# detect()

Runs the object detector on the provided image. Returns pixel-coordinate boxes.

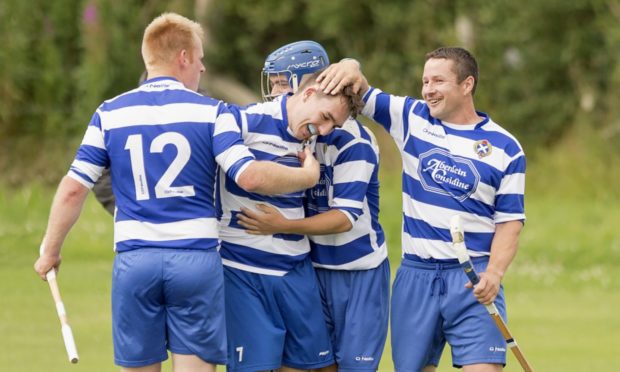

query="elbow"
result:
[340,220,353,232]
[236,171,264,194]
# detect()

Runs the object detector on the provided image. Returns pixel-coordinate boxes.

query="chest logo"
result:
[418,148,480,202]
[473,139,492,158]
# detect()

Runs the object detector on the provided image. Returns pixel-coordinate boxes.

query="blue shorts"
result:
[315,259,390,371]
[391,256,507,371]
[112,248,226,367]
[224,258,333,371]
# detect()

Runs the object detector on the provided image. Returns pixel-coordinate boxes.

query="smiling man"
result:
[318,47,526,372]
[218,70,363,372]
[34,13,321,372]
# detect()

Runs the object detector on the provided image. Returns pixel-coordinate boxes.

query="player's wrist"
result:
[485,266,504,281]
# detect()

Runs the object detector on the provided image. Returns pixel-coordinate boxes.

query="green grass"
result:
[2,152,619,371]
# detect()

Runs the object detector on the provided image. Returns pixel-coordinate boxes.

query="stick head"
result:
[450,215,470,263]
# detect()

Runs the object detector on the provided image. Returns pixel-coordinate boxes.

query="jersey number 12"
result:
[124,132,195,200]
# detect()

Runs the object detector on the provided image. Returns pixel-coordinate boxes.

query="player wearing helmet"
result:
[238,40,390,372]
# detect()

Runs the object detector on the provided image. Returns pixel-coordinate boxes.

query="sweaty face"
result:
[421,58,469,122]
[290,88,350,140]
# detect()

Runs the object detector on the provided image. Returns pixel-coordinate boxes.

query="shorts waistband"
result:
[401,254,489,270]
[117,247,217,254]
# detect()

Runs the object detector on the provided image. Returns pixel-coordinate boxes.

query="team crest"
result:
[473,140,492,158]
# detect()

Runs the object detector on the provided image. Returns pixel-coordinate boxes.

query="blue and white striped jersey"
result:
[308,119,387,270]
[218,95,310,276]
[68,77,255,252]
[363,87,526,260]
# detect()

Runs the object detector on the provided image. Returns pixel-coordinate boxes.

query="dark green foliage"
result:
[1,0,619,179]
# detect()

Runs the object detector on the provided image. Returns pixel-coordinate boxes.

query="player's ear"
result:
[302,86,317,102]
[462,76,475,96]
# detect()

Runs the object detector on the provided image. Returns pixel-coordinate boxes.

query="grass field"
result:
[1,162,619,371]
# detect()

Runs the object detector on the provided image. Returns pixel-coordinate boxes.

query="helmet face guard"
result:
[261,70,294,101]
[261,40,329,101]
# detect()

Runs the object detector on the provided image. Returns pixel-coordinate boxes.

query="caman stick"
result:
[40,243,79,364]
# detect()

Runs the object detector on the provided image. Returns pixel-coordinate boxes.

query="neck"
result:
[443,101,481,125]
[146,66,179,81]
[285,94,298,125]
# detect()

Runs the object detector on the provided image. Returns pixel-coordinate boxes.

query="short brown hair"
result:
[425,47,479,95]
[297,69,364,119]
[141,12,205,69]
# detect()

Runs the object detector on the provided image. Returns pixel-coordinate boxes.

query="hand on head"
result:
[317,59,368,95]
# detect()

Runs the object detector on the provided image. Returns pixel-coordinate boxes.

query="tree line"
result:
[2,0,619,167]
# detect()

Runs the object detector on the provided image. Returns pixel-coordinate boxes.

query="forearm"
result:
[238,161,318,195]
[284,209,353,235]
[42,176,90,257]
[486,220,524,279]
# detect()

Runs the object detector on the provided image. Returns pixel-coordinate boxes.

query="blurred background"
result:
[1,0,619,370]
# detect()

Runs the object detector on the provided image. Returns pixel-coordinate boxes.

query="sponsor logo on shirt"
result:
[261,141,289,151]
[423,127,446,139]
[418,148,479,201]
[489,346,506,352]
[307,164,331,213]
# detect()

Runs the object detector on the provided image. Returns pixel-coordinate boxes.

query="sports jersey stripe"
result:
[213,117,242,139]
[403,216,494,254]
[215,144,255,181]
[506,155,526,174]
[243,102,284,119]
[70,159,105,183]
[402,172,495,218]
[403,216,494,252]
[82,125,106,149]
[495,194,525,214]
[495,210,525,223]
[498,172,525,194]
[244,115,297,141]
[74,145,107,167]
[68,169,95,188]
[314,243,388,270]
[333,142,377,165]
[402,193,494,232]
[219,224,308,256]
[311,235,374,265]
[331,185,365,210]
[219,241,308,271]
[113,197,218,220]
[115,217,219,243]
[98,102,219,130]
[333,160,375,183]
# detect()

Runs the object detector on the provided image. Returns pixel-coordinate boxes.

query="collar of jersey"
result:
[140,76,184,88]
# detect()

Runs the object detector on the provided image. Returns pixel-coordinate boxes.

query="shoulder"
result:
[480,118,524,156]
